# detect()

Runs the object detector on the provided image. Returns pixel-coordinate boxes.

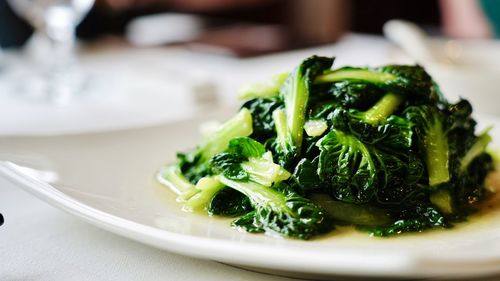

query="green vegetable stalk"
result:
[159,55,494,239]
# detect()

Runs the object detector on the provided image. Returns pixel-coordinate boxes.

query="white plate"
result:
[2,111,500,280]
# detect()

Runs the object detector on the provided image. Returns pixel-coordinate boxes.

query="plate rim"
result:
[3,161,500,279]
[0,161,418,277]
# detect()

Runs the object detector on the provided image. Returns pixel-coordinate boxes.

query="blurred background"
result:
[0,0,499,135]
[2,0,499,50]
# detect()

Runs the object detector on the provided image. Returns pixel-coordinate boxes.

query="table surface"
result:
[1,33,498,281]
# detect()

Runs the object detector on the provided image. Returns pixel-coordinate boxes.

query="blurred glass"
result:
[5,0,94,104]
[0,45,3,71]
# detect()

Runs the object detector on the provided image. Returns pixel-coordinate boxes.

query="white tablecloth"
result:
[3,34,497,281]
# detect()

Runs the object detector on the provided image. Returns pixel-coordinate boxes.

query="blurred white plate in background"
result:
[0,48,217,136]
[427,40,500,115]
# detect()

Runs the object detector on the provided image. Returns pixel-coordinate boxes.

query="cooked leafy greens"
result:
[159,55,496,239]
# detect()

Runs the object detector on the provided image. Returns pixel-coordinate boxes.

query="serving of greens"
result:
[158,56,496,240]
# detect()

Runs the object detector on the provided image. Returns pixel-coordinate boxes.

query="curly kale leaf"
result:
[242,97,284,143]
[316,128,378,203]
[272,56,334,168]
[208,187,253,217]
[363,205,448,236]
[228,181,332,239]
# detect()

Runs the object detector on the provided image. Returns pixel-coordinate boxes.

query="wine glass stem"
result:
[43,7,80,104]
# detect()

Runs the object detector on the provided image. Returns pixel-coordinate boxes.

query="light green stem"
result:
[199,108,253,162]
[283,68,308,150]
[426,120,450,186]
[315,69,396,84]
[363,93,404,125]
